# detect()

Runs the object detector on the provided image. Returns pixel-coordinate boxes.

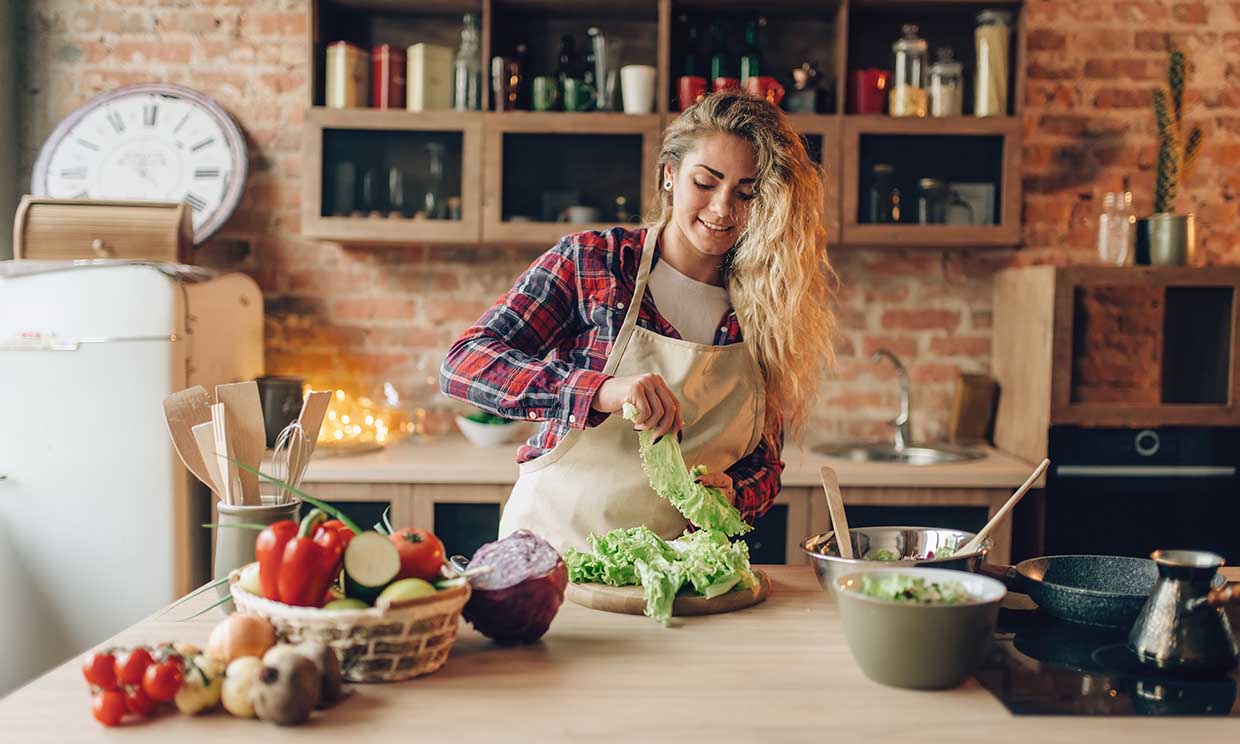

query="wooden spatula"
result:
[190,421,223,499]
[210,403,238,506]
[820,466,855,560]
[216,381,264,506]
[162,386,216,493]
[298,390,333,452]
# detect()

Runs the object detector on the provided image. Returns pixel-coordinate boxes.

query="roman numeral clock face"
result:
[32,83,248,244]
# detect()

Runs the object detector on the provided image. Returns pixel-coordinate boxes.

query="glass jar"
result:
[916,178,975,224]
[929,47,963,117]
[867,164,898,223]
[974,9,1013,117]
[890,24,928,117]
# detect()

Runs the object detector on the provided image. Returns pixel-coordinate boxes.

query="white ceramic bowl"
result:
[455,415,524,447]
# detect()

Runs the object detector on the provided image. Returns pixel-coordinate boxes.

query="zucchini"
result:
[343,532,401,604]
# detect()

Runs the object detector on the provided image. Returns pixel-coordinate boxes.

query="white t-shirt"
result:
[647,258,731,345]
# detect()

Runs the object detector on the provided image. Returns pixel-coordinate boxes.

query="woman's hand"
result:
[592,374,683,440]
[694,471,735,505]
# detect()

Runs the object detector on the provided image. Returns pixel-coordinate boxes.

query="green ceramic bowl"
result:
[835,567,1007,690]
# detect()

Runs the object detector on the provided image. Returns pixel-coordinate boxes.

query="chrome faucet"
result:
[872,349,911,450]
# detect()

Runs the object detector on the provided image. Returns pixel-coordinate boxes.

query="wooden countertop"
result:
[3,566,1235,742]
[297,436,1041,489]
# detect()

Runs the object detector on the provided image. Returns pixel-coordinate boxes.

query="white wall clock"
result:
[31,82,248,245]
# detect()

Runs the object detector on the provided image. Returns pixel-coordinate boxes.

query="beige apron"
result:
[498,226,767,553]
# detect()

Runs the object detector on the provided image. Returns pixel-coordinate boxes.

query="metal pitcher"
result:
[1129,550,1240,673]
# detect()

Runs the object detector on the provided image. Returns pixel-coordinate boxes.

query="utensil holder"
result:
[213,499,302,582]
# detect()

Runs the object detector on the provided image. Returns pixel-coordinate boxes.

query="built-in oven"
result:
[1043,426,1240,563]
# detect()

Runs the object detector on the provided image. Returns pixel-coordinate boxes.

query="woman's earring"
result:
[663,179,673,191]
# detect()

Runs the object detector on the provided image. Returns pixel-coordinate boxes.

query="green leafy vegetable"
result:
[857,574,971,605]
[621,402,750,537]
[564,526,757,625]
[863,548,902,561]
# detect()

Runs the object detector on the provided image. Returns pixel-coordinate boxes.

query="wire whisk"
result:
[270,421,312,504]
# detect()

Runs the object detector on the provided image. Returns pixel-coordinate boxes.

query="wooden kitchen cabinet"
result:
[993,266,1240,462]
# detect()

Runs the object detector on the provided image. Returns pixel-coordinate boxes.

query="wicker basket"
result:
[227,571,471,683]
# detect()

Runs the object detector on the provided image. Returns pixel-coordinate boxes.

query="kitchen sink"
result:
[812,443,984,465]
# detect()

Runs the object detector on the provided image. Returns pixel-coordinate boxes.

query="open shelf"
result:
[482,112,660,244]
[995,268,1240,452]
[301,108,482,243]
[840,114,1020,247]
[304,0,1025,248]
[846,1,1022,116]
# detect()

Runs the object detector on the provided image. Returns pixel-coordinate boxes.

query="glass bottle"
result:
[928,47,963,117]
[739,18,765,84]
[422,143,447,220]
[708,20,729,81]
[1097,186,1135,265]
[974,9,1013,117]
[890,24,928,117]
[867,164,897,224]
[453,13,482,111]
[917,178,948,224]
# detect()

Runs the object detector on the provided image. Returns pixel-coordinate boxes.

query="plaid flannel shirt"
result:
[439,226,783,524]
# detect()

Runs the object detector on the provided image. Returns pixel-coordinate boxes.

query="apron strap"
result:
[603,226,659,376]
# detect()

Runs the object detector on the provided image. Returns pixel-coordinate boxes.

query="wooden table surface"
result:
[2,566,1236,742]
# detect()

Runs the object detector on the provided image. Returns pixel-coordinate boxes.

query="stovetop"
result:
[975,608,1240,716]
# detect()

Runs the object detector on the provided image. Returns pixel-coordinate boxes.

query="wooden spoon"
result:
[819,466,854,560]
[216,381,264,506]
[162,386,215,493]
[957,457,1051,556]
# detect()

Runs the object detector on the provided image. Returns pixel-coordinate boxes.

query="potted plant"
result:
[1144,47,1204,265]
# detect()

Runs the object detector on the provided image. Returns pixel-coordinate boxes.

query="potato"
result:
[221,656,264,718]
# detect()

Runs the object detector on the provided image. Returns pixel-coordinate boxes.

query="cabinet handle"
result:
[1056,465,1236,478]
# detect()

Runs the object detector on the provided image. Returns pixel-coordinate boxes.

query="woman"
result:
[440,92,835,552]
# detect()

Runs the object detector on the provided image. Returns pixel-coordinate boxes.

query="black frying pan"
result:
[982,555,1192,631]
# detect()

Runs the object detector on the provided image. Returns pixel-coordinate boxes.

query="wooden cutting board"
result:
[565,569,771,617]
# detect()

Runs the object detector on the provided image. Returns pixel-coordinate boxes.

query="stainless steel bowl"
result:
[801,526,992,598]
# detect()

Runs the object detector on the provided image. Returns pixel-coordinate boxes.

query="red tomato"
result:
[390,528,446,582]
[114,647,153,687]
[92,689,126,726]
[124,687,157,716]
[81,652,117,690]
[141,660,184,703]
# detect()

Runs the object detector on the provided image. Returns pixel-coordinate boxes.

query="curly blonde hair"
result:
[651,91,835,434]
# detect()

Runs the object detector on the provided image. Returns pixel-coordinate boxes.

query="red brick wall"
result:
[18,0,1240,443]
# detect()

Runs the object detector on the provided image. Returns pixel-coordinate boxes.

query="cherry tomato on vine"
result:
[114,647,153,687]
[81,652,117,690]
[92,689,126,726]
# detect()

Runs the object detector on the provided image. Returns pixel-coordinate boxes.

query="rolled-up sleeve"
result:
[440,238,609,429]
[726,411,785,523]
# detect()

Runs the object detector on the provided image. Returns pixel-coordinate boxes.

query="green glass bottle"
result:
[739,20,761,83]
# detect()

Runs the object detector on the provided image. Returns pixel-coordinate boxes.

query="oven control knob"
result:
[1134,429,1160,457]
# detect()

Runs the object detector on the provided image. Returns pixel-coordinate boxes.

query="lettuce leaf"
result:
[566,526,755,626]
[621,402,751,537]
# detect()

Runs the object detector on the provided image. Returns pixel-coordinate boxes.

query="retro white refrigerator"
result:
[0,261,263,696]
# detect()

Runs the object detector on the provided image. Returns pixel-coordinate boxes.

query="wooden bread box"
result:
[13,196,194,262]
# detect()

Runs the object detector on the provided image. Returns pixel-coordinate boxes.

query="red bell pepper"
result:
[255,520,299,601]
[277,510,347,607]
[314,519,355,552]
